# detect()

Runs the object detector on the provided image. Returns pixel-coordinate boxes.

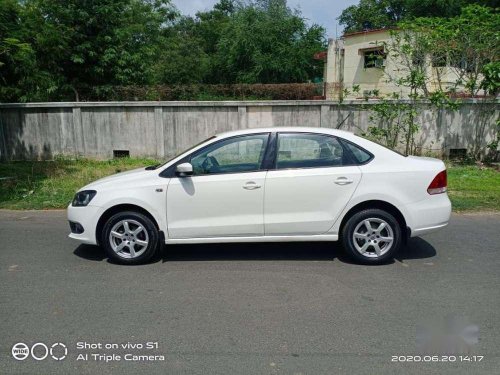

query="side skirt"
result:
[165,234,339,245]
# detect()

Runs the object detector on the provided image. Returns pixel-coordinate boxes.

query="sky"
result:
[172,0,359,39]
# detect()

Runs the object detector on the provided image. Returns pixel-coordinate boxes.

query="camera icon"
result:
[11,342,67,361]
[11,343,30,361]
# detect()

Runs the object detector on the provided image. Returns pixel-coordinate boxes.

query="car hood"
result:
[79,167,153,191]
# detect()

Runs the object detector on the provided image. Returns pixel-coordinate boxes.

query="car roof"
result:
[217,127,354,139]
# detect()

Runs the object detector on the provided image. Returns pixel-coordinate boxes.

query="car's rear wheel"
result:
[102,211,159,264]
[342,209,402,264]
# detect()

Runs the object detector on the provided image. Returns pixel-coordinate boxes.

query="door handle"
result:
[335,177,353,185]
[243,181,261,190]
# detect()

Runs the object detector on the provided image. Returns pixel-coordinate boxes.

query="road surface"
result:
[1,210,499,374]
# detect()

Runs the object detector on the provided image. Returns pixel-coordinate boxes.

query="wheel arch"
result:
[95,204,161,246]
[339,200,409,241]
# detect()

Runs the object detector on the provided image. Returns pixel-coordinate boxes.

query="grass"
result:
[0,157,160,210]
[446,165,500,212]
[0,158,498,211]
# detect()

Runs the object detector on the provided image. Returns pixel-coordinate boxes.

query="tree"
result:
[1,0,327,101]
[211,0,326,83]
[153,0,326,85]
[338,0,496,33]
[339,0,405,33]
[363,5,498,157]
[0,0,43,102]
[152,17,211,84]
[442,5,500,97]
[481,62,500,96]
[21,0,177,100]
[387,5,500,97]
[152,0,235,85]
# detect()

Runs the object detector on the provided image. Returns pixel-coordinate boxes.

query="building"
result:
[323,29,478,100]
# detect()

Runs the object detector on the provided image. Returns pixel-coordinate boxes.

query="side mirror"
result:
[176,162,193,177]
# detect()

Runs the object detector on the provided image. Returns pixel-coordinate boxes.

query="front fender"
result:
[90,183,168,235]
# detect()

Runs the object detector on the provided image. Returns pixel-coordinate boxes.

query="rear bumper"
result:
[67,204,103,245]
[406,193,452,237]
[411,222,449,236]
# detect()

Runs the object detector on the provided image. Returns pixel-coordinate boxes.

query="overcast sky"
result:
[172,0,359,38]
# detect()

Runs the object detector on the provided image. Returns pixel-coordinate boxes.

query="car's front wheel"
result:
[342,209,402,264]
[102,211,159,264]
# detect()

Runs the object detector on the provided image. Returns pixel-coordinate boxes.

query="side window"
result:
[342,140,373,164]
[276,133,345,169]
[190,134,269,175]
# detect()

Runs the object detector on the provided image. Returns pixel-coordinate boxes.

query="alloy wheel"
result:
[108,219,149,259]
[352,217,394,258]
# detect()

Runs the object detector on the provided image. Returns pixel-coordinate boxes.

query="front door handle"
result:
[243,181,261,190]
[335,177,354,185]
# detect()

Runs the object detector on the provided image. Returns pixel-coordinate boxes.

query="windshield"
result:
[147,136,217,170]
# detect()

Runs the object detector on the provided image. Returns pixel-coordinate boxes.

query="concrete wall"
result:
[324,38,343,101]
[0,100,498,160]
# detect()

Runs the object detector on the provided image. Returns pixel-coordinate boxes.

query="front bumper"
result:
[67,204,103,245]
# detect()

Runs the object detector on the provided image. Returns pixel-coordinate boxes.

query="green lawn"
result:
[0,158,159,210]
[0,158,498,211]
[447,165,500,212]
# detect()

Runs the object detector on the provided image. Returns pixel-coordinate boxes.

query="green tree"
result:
[152,17,210,84]
[21,0,176,100]
[390,5,500,97]
[442,5,499,96]
[154,0,326,85]
[481,62,500,96]
[0,0,44,102]
[152,1,235,84]
[338,0,496,33]
[1,0,327,101]
[366,5,498,157]
[211,0,326,83]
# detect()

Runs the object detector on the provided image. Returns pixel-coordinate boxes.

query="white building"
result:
[323,29,479,100]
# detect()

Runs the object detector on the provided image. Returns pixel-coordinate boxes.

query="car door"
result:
[167,133,270,239]
[264,132,362,235]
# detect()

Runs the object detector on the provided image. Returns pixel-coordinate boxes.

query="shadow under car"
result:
[73,237,436,265]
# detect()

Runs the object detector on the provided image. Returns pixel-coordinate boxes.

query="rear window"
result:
[370,140,407,157]
[342,140,373,164]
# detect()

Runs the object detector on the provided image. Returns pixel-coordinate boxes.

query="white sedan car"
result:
[68,127,451,265]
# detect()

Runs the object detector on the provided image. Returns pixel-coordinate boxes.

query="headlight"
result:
[72,190,97,207]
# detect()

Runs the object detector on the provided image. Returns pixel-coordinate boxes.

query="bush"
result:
[77,83,324,101]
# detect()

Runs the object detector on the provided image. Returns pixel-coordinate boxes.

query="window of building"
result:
[363,48,386,69]
[411,51,426,68]
[450,56,476,73]
[431,53,447,68]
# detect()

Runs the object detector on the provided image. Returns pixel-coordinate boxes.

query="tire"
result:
[342,208,402,264]
[101,211,159,265]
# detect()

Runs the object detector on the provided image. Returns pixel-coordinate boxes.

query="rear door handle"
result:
[335,177,353,185]
[243,181,261,190]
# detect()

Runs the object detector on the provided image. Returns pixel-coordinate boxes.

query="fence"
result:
[0,99,498,160]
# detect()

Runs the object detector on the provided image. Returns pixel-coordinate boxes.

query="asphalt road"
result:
[1,210,499,375]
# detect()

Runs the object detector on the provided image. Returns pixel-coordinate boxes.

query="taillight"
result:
[427,170,447,195]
